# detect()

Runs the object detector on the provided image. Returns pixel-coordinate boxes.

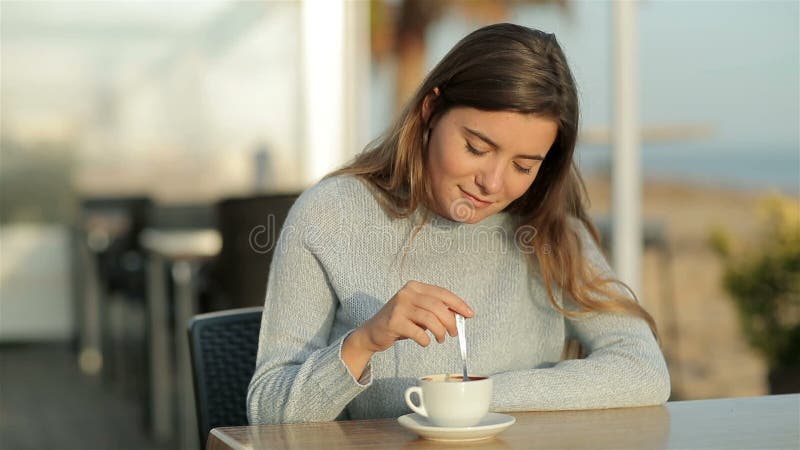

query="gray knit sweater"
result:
[247,175,670,424]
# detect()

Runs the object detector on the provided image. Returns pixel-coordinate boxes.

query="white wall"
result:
[0,225,73,341]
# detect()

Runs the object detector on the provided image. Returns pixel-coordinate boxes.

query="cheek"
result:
[430,141,469,181]
[506,172,538,202]
[440,147,474,178]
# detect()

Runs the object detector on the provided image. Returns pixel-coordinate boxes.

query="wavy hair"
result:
[329,23,658,338]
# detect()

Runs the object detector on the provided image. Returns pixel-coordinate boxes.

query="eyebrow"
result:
[463,126,546,161]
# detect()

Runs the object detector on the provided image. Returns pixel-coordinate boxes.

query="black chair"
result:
[187,307,263,448]
[80,196,153,299]
[77,196,153,404]
[204,193,299,311]
[148,203,216,230]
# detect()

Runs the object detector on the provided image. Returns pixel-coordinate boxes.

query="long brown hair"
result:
[329,23,658,337]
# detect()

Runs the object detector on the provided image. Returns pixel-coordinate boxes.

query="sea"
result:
[575,142,799,195]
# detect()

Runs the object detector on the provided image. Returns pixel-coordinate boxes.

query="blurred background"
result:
[1,1,798,449]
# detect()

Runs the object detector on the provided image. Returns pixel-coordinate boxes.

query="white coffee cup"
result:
[403,374,493,427]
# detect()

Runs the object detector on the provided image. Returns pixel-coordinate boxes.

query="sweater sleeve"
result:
[490,220,671,411]
[247,179,373,424]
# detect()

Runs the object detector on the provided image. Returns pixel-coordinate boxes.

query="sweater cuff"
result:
[313,330,374,399]
[340,329,373,386]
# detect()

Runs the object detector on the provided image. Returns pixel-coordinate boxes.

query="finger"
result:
[397,319,432,347]
[410,282,475,318]
[408,307,448,344]
[415,295,458,337]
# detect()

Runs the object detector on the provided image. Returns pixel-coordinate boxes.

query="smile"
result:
[459,188,493,208]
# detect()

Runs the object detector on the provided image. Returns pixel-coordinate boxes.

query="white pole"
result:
[343,0,371,159]
[612,0,643,300]
[302,0,345,183]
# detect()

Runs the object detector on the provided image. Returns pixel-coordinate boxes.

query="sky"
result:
[3,0,798,192]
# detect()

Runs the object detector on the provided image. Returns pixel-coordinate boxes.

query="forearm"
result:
[341,327,375,380]
[490,341,670,412]
[248,332,373,424]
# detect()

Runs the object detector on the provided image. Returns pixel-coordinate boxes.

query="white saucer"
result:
[397,412,516,442]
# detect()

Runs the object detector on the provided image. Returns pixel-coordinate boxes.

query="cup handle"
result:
[404,386,427,417]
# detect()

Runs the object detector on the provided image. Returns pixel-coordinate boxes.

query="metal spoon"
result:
[455,313,469,381]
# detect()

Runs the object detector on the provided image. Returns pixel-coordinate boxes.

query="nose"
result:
[475,160,503,196]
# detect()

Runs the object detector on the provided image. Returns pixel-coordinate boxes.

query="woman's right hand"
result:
[349,281,475,354]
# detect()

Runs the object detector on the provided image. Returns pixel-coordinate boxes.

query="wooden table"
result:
[208,394,799,450]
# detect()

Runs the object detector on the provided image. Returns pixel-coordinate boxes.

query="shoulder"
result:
[294,175,375,208]
[565,215,603,247]
[565,215,612,274]
[287,175,379,226]
[564,216,588,244]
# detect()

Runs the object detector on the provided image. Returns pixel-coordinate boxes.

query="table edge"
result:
[210,427,249,450]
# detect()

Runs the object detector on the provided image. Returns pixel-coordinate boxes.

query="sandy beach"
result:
[583,174,778,400]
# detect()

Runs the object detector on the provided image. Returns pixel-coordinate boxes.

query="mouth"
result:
[459,187,493,208]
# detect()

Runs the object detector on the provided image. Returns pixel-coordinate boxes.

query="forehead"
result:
[443,107,558,153]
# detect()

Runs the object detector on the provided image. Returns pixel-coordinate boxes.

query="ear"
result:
[421,87,441,125]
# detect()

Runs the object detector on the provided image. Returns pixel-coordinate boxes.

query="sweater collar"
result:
[413,206,514,232]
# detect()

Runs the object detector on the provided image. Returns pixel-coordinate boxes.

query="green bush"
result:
[710,195,800,370]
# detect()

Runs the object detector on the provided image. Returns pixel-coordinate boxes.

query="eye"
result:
[513,162,533,175]
[465,142,487,156]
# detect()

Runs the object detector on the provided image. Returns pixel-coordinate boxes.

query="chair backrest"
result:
[149,203,216,230]
[211,193,299,309]
[187,307,263,448]
[80,196,153,294]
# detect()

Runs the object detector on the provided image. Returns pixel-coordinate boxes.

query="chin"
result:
[454,211,488,224]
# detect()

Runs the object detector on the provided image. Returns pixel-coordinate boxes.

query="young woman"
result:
[247,23,670,424]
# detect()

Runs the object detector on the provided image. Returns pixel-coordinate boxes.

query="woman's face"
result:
[425,106,559,224]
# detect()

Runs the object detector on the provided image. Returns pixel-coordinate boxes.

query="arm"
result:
[246,182,372,424]
[490,221,671,411]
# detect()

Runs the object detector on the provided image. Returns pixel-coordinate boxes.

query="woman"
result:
[247,23,670,424]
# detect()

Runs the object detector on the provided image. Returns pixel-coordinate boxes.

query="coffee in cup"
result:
[404,374,492,427]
